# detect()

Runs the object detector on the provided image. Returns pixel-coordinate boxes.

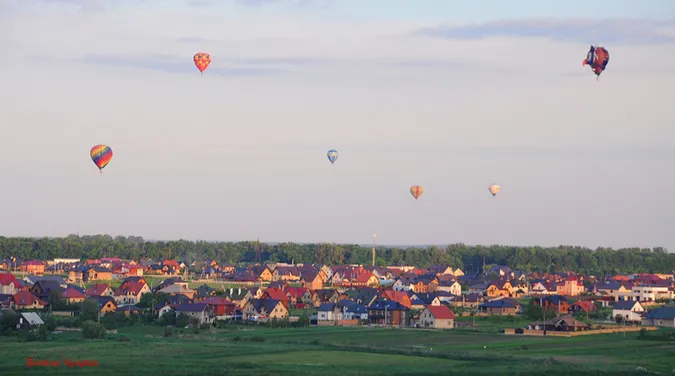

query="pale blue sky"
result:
[1,0,674,249]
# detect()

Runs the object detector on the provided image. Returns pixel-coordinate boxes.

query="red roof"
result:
[62,287,85,299]
[86,284,111,297]
[0,272,20,288]
[263,288,288,301]
[426,305,456,319]
[286,287,307,298]
[115,281,147,296]
[13,290,45,306]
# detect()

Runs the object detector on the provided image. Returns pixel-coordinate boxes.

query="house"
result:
[285,287,311,307]
[263,288,290,305]
[530,280,557,295]
[29,280,63,301]
[435,280,462,296]
[392,279,410,292]
[301,271,324,290]
[195,284,217,298]
[478,298,520,316]
[159,284,196,299]
[594,281,630,298]
[378,290,412,309]
[556,276,584,296]
[154,294,193,317]
[312,289,340,308]
[251,265,275,282]
[12,291,46,310]
[486,280,512,297]
[85,266,113,282]
[0,273,22,295]
[24,276,67,288]
[569,300,597,314]
[526,315,591,332]
[419,305,455,329]
[195,296,237,318]
[114,281,151,305]
[536,295,570,315]
[20,260,45,274]
[85,284,114,298]
[641,306,675,328]
[242,299,289,320]
[16,312,44,330]
[343,303,368,321]
[367,300,410,326]
[87,296,118,317]
[612,301,645,323]
[317,302,343,321]
[61,286,86,304]
[175,303,215,326]
[412,275,439,293]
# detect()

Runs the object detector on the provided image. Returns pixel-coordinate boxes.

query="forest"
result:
[0,235,673,275]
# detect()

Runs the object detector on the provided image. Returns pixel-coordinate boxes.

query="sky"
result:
[1,0,674,250]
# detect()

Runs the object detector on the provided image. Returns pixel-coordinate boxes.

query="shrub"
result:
[81,320,106,339]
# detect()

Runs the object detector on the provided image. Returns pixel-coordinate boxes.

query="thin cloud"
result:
[76,53,332,76]
[413,18,675,45]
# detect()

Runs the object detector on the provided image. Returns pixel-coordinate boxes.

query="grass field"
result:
[1,325,673,376]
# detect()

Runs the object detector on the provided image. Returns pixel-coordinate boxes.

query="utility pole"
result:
[372,234,377,267]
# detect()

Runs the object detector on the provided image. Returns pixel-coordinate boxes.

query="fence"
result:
[317,319,360,327]
[504,326,658,337]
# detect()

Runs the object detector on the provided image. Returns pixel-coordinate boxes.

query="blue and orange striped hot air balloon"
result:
[90,144,113,173]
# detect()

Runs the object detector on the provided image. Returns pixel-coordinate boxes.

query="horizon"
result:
[2,234,671,252]
[2,1,674,250]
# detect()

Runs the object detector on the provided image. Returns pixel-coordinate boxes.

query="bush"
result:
[250,336,265,342]
[81,320,106,339]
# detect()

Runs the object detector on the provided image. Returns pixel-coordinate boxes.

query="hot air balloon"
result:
[488,184,500,197]
[327,149,338,164]
[410,185,424,200]
[582,45,609,80]
[90,144,113,173]
[193,52,211,75]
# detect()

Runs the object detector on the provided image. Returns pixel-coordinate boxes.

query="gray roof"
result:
[645,306,675,320]
[20,312,44,325]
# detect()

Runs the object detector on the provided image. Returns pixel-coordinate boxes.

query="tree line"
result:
[0,235,673,275]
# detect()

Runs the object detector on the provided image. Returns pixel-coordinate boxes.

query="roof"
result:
[175,303,208,313]
[86,284,112,297]
[480,299,519,309]
[88,296,117,309]
[425,305,456,320]
[318,302,337,311]
[0,272,20,287]
[13,291,46,306]
[20,312,45,325]
[613,301,641,310]
[645,306,675,320]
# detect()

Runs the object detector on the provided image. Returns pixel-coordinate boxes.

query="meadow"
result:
[1,324,673,376]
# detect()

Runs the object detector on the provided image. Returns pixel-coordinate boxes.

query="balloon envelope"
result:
[410,185,424,200]
[90,144,113,172]
[488,184,500,197]
[327,149,338,164]
[193,52,211,73]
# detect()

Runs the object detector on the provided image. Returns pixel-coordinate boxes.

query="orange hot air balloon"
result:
[193,52,211,75]
[488,184,500,197]
[410,185,424,200]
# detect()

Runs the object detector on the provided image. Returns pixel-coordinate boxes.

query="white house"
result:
[616,285,672,303]
[612,301,645,323]
[317,303,343,321]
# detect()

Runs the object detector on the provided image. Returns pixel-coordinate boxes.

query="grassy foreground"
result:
[1,325,673,375]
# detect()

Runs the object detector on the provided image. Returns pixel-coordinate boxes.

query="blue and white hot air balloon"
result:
[327,149,338,164]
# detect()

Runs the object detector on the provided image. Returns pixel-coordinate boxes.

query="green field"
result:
[1,325,673,375]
